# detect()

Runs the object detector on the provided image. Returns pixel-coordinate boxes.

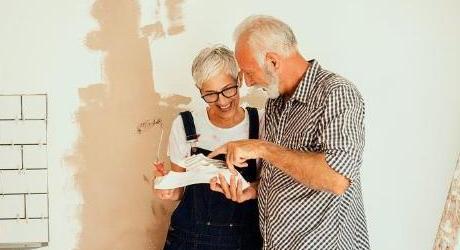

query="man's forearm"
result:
[258,141,349,195]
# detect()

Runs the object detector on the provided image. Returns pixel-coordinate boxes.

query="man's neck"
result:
[281,54,310,97]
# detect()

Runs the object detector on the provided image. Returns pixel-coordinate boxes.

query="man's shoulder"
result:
[315,68,363,101]
[316,68,352,90]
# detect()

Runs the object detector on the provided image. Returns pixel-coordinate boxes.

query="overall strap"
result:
[179,111,198,142]
[245,107,259,139]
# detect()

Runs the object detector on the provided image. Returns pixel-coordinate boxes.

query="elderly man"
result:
[209,15,370,249]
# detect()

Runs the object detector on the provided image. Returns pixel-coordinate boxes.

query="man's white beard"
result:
[257,64,280,99]
[265,77,280,99]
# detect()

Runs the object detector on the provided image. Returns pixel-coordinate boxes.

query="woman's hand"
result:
[210,174,258,203]
[152,161,183,201]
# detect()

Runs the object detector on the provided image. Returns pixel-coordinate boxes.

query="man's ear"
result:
[265,52,280,70]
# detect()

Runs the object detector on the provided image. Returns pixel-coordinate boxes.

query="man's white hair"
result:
[233,15,298,65]
[191,44,238,89]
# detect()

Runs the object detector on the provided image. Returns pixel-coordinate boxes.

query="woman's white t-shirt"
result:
[167,107,264,165]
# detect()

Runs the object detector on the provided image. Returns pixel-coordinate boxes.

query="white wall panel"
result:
[0,146,22,170]
[23,145,47,169]
[0,120,46,145]
[22,95,47,120]
[0,219,48,243]
[26,194,48,218]
[0,170,47,194]
[0,96,21,120]
[0,195,24,219]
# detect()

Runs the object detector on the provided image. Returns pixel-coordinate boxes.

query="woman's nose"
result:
[217,93,230,105]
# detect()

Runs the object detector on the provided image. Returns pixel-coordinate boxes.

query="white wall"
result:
[0,1,100,249]
[1,0,459,249]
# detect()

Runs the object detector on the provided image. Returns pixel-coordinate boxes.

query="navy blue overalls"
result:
[164,107,262,250]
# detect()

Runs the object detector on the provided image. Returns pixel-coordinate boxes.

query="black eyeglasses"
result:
[201,84,239,103]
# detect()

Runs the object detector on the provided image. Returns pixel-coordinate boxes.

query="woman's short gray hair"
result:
[234,15,298,65]
[191,45,239,89]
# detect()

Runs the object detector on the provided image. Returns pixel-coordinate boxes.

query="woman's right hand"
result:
[152,161,183,201]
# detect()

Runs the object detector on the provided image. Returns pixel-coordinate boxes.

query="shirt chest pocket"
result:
[282,111,322,151]
[284,129,319,152]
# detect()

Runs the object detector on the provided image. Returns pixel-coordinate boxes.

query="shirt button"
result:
[206,221,211,226]
[229,224,233,227]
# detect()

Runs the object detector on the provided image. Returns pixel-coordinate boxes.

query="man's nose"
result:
[243,75,255,87]
[245,80,254,87]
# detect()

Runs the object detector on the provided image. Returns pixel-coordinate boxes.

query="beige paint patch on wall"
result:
[67,0,189,249]
[165,0,185,35]
[140,0,186,40]
[66,0,267,249]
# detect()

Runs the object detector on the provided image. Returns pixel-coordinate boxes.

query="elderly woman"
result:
[153,45,262,250]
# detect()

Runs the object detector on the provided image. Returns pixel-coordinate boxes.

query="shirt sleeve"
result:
[167,115,191,165]
[318,84,365,182]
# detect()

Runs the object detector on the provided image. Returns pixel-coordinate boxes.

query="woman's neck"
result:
[207,107,245,128]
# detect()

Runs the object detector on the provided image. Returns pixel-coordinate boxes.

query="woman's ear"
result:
[236,71,244,87]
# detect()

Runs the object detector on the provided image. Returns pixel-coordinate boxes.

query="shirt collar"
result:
[291,59,320,104]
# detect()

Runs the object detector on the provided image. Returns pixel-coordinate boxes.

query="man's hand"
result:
[210,174,257,203]
[208,139,265,170]
[152,161,183,201]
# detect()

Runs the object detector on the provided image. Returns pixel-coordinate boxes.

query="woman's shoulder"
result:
[244,106,265,122]
[170,113,185,134]
[171,107,206,130]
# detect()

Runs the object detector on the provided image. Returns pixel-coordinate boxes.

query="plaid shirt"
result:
[258,60,370,250]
